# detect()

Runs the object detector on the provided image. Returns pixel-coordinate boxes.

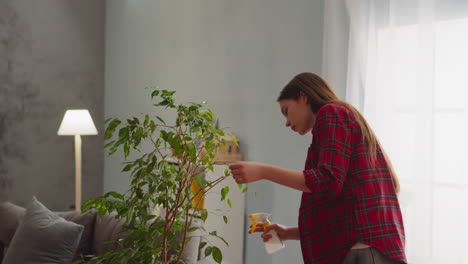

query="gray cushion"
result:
[0,202,25,246]
[2,197,84,264]
[93,213,125,255]
[57,209,97,261]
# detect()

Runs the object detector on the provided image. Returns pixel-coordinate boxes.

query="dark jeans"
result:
[342,247,396,264]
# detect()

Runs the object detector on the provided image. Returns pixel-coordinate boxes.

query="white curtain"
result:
[323,0,468,263]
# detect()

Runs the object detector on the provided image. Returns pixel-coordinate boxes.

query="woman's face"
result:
[279,94,316,135]
[278,94,317,135]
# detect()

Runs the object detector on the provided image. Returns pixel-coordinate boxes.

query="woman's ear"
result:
[299,91,309,104]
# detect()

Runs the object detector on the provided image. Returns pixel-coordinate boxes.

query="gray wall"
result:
[105,1,323,263]
[0,0,105,210]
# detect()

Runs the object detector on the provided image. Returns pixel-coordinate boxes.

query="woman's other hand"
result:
[249,223,299,242]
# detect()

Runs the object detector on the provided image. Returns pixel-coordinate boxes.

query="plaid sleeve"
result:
[303,105,352,197]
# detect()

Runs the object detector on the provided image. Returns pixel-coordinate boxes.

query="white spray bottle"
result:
[248,213,285,254]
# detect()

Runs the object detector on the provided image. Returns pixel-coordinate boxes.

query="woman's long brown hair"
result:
[277,72,400,193]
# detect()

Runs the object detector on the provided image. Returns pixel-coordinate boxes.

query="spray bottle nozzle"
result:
[247,213,271,234]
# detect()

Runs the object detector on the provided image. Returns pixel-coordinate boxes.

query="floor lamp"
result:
[57,109,98,212]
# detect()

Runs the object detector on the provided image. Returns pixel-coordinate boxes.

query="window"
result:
[375,17,468,263]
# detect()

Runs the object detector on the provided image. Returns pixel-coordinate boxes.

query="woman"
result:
[229,73,407,264]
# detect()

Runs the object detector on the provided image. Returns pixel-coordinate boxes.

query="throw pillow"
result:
[92,213,125,255]
[2,197,84,264]
[58,208,97,261]
[0,202,25,246]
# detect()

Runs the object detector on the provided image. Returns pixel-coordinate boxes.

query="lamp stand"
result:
[74,134,82,212]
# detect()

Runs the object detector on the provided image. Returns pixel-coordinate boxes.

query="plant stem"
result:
[174,203,191,264]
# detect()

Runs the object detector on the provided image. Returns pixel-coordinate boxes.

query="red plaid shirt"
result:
[299,104,406,264]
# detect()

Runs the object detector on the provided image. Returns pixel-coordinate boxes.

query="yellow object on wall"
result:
[190,182,205,210]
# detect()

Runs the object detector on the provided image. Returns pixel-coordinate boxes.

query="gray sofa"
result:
[0,201,203,263]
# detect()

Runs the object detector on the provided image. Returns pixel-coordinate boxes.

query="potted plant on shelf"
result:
[78,89,245,264]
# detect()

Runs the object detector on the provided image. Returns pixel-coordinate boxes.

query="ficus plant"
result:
[77,89,246,264]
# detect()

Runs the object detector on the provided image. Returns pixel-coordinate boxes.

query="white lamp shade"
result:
[57,109,98,135]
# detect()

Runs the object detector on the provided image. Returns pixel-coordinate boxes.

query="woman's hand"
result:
[250,223,300,242]
[229,161,265,184]
[229,162,310,192]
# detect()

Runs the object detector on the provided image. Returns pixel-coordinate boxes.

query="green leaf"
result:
[119,127,129,139]
[200,111,215,122]
[212,247,222,263]
[188,226,199,232]
[144,114,150,126]
[193,174,206,188]
[104,141,115,149]
[220,186,229,201]
[123,143,130,157]
[232,137,238,146]
[106,191,124,200]
[201,209,208,223]
[199,241,207,250]
[104,119,121,140]
[82,198,99,211]
[224,169,229,176]
[151,90,160,98]
[223,215,228,224]
[134,132,142,146]
[126,118,135,125]
[205,246,213,257]
[188,143,197,160]
[170,165,177,174]
[201,156,210,166]
[108,147,118,155]
[149,120,157,133]
[122,163,134,172]
[242,187,248,193]
[160,130,168,141]
[155,115,166,125]
[227,199,232,208]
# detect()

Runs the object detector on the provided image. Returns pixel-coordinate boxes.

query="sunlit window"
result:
[376,17,468,263]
